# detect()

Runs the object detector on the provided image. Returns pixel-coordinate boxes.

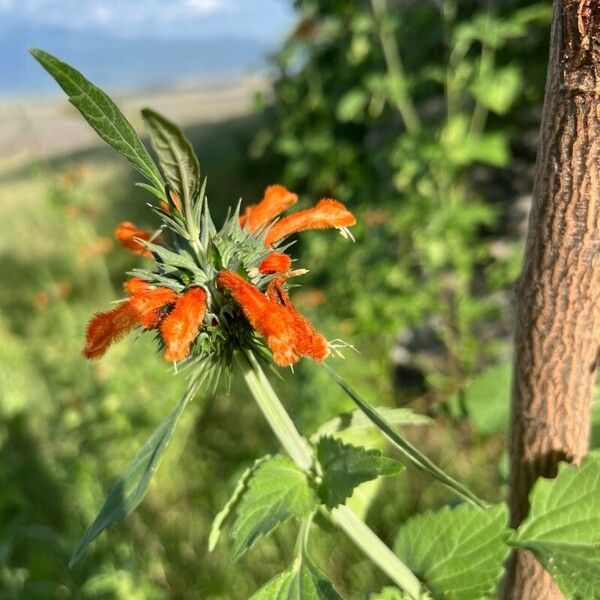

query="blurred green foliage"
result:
[7,1,599,597]
[253,0,552,398]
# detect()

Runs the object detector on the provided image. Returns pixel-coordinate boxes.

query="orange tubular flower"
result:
[217,271,299,366]
[264,199,356,246]
[218,271,329,366]
[83,302,139,359]
[115,221,154,257]
[83,285,177,358]
[240,185,298,232]
[161,287,207,362]
[259,252,292,274]
[129,287,177,329]
[266,277,329,362]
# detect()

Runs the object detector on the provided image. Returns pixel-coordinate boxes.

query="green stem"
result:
[371,0,421,135]
[326,505,421,600]
[237,350,422,599]
[322,362,489,509]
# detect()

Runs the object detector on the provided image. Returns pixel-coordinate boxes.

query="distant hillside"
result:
[0,16,271,95]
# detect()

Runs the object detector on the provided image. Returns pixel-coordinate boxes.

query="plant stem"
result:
[238,350,313,470]
[237,350,422,599]
[322,362,489,509]
[326,504,421,600]
[371,0,421,135]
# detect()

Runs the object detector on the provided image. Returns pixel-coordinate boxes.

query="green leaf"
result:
[513,451,600,598]
[208,455,270,552]
[448,363,512,435]
[141,108,201,212]
[250,552,343,599]
[316,436,403,508]
[69,381,200,567]
[368,588,428,600]
[231,455,318,560]
[30,48,163,193]
[336,89,368,122]
[471,66,522,115]
[394,504,510,599]
[312,407,430,441]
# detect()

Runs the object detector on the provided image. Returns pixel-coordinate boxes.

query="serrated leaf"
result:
[142,108,200,213]
[208,455,270,552]
[317,437,403,508]
[69,380,202,567]
[394,504,510,599]
[250,552,343,599]
[30,48,164,193]
[312,407,430,442]
[231,455,318,560]
[514,451,600,598]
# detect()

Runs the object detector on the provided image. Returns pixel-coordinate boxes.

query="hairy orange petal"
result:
[169,189,182,212]
[83,303,139,359]
[115,221,153,257]
[266,278,329,361]
[264,199,356,246]
[259,252,292,274]
[240,185,298,232]
[217,271,299,366]
[123,277,153,296]
[161,287,207,362]
[129,287,177,329]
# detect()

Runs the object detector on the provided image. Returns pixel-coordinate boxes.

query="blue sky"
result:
[0,0,294,41]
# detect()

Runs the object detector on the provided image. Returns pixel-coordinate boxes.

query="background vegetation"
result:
[0,1,598,598]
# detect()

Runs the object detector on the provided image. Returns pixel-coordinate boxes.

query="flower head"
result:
[83,173,355,371]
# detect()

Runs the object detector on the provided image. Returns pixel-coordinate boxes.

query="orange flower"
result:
[83,302,140,359]
[265,199,356,246]
[129,287,177,329]
[217,271,329,366]
[266,277,329,361]
[123,277,153,296]
[217,271,299,366]
[259,252,292,274]
[115,221,154,257]
[240,185,298,232]
[83,285,177,358]
[161,287,207,362]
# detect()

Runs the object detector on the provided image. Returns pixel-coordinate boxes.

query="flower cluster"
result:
[84,183,356,369]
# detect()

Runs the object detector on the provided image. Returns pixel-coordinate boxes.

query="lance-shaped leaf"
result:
[69,380,201,567]
[30,48,164,193]
[311,407,430,442]
[250,548,343,599]
[141,108,201,217]
[230,455,318,560]
[394,504,510,600]
[316,436,404,508]
[513,451,600,599]
[208,455,270,552]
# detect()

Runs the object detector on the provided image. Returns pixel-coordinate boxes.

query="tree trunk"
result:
[505,1,600,598]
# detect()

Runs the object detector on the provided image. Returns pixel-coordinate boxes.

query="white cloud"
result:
[183,0,226,14]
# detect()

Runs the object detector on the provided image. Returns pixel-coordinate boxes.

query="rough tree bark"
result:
[504,1,600,598]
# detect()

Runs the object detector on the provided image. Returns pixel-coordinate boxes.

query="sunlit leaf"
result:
[394,504,509,599]
[208,455,270,552]
[316,436,403,508]
[513,451,600,598]
[312,407,430,442]
[141,108,201,212]
[250,550,343,599]
[231,455,318,560]
[69,381,201,567]
[30,48,164,194]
